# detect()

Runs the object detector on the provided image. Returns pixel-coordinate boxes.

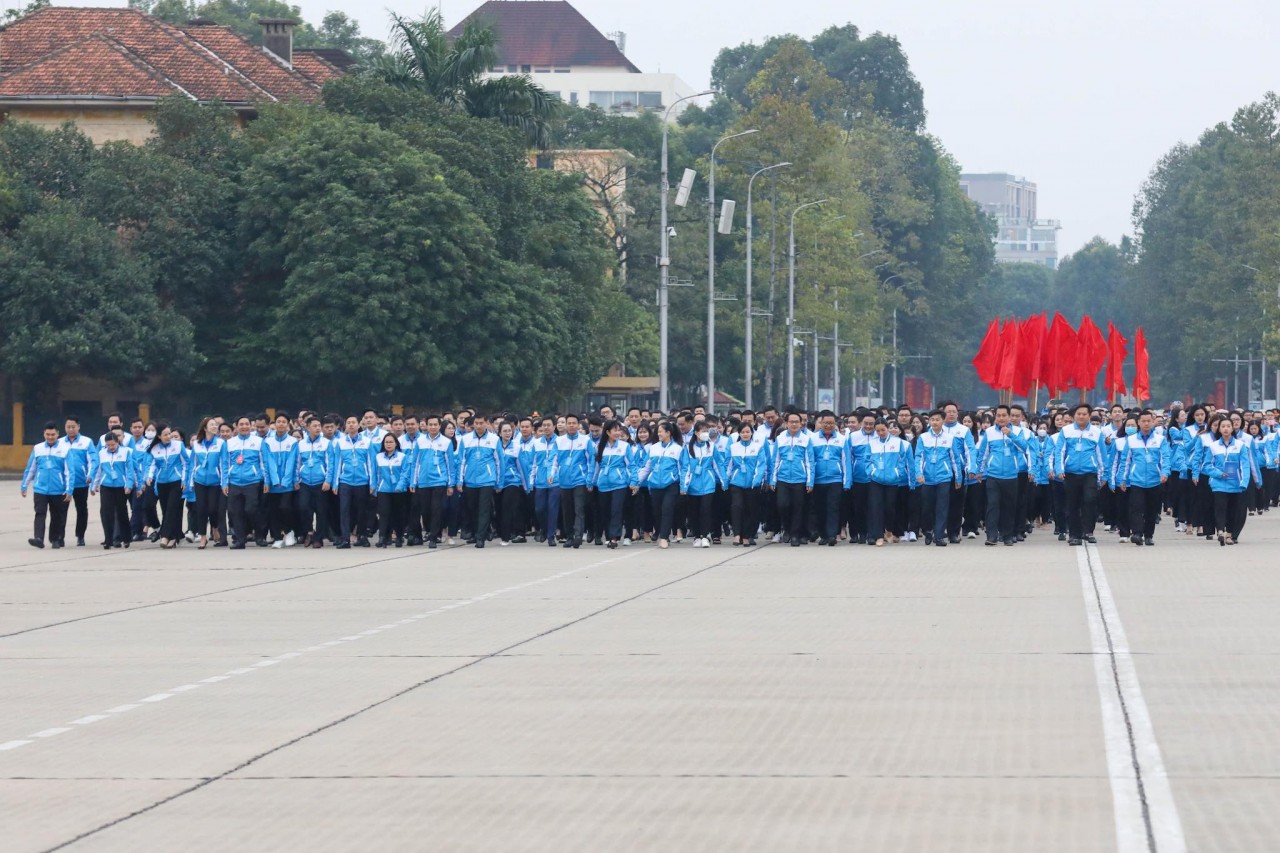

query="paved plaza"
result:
[1,490,1277,852]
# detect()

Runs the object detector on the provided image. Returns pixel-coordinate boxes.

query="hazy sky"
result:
[22,0,1277,257]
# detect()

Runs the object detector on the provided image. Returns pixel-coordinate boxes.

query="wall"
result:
[2,106,157,144]
[485,70,698,119]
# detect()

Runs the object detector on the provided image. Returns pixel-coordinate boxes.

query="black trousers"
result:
[498,485,526,541]
[946,482,966,539]
[649,483,678,541]
[265,491,296,540]
[776,481,808,540]
[1127,485,1163,540]
[811,482,841,540]
[464,485,495,542]
[921,483,952,541]
[686,492,713,538]
[70,485,89,539]
[1193,476,1216,535]
[33,492,69,544]
[297,483,330,541]
[228,483,262,545]
[194,483,225,539]
[559,485,587,543]
[963,480,984,535]
[130,487,159,537]
[99,486,130,546]
[848,482,869,541]
[376,491,408,541]
[984,476,1018,543]
[595,488,626,540]
[157,481,184,542]
[865,482,899,541]
[729,485,757,540]
[1063,473,1099,541]
[1014,472,1030,533]
[338,484,372,542]
[413,486,448,542]
[1214,491,1247,540]
[1051,479,1067,534]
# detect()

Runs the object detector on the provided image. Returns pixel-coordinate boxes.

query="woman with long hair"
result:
[190,416,227,549]
[641,421,684,549]
[726,421,764,546]
[1202,415,1257,545]
[626,422,654,542]
[866,418,914,546]
[372,432,409,547]
[496,422,527,545]
[593,419,635,549]
[680,419,721,548]
[145,423,188,549]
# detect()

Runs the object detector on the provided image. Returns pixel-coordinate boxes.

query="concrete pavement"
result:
[1,491,1277,852]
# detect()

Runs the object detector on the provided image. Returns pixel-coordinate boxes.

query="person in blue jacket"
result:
[809,411,850,547]
[223,415,270,550]
[457,413,502,549]
[971,405,1029,547]
[528,416,560,547]
[371,432,410,548]
[552,414,594,549]
[1201,415,1258,545]
[190,416,228,549]
[496,421,530,546]
[769,411,814,547]
[915,410,962,547]
[866,418,915,546]
[410,414,456,549]
[593,420,636,549]
[58,416,96,547]
[144,423,188,549]
[90,429,134,549]
[642,421,684,549]
[681,419,723,548]
[1113,410,1171,546]
[264,412,300,549]
[726,421,764,546]
[21,421,72,549]
[295,415,332,549]
[1052,403,1104,546]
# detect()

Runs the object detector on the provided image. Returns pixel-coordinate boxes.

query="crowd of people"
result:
[18,399,1276,553]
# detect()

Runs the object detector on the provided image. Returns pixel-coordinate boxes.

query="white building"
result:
[960,172,1062,269]
[449,1,698,119]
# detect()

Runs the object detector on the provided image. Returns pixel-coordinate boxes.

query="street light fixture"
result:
[786,199,830,403]
[705,128,759,412]
[744,161,791,409]
[659,89,713,414]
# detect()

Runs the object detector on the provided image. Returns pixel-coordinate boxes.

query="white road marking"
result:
[0,551,644,755]
[1079,545,1186,853]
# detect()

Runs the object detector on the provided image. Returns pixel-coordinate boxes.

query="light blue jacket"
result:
[640,440,683,489]
[1113,431,1171,490]
[457,430,502,489]
[411,434,455,488]
[868,435,914,488]
[1054,424,1105,478]
[264,432,299,494]
[146,439,188,486]
[92,445,135,490]
[296,434,331,487]
[59,435,96,490]
[681,441,722,496]
[191,437,228,487]
[498,438,528,490]
[593,440,634,492]
[224,434,268,488]
[371,450,410,494]
[915,428,962,486]
[727,439,765,489]
[1201,436,1257,493]
[552,433,594,489]
[770,431,815,487]
[810,430,850,488]
[22,440,71,495]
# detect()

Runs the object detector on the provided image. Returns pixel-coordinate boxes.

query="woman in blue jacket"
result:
[642,421,684,549]
[727,421,764,546]
[866,419,915,547]
[594,420,636,549]
[145,423,188,549]
[681,421,723,549]
[371,432,410,548]
[626,423,653,543]
[1201,416,1257,545]
[496,422,528,546]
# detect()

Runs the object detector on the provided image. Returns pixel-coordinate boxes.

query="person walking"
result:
[21,422,71,549]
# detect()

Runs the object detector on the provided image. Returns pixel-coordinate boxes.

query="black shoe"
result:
[935,540,947,547]
[1083,535,1097,544]
[148,531,161,543]
[571,537,582,549]
[212,540,226,548]
[1015,535,1025,543]
[333,541,348,549]
[1068,538,1082,546]
[464,538,476,545]
[748,539,758,546]
[375,540,387,548]
[827,538,836,547]
[395,540,403,548]
[512,536,528,544]
[429,539,439,549]
[790,539,801,547]
[1058,533,1067,541]
[1130,535,1143,546]
[607,540,617,549]
[593,537,603,546]
[357,537,371,547]
[985,540,997,547]
[231,543,247,550]
[103,544,112,550]
[948,536,960,545]
[711,537,722,545]
[1003,539,1015,546]
[476,540,485,549]
[51,540,64,549]
[534,532,546,543]
[76,537,86,547]
[1144,538,1155,546]
[924,534,934,545]
[28,538,43,549]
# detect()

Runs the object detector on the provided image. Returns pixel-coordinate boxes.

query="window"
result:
[534,68,551,73]
[520,64,531,73]
[569,91,579,106]
[535,153,555,170]
[589,91,611,108]
[611,91,638,111]
[490,66,503,73]
[554,67,570,73]
[507,64,517,72]
[638,91,662,109]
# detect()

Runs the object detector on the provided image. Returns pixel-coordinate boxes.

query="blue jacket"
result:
[371,449,410,494]
[629,443,651,488]
[971,426,1027,481]
[58,435,96,490]
[847,429,876,484]
[915,428,962,486]
[498,438,528,490]
[727,439,765,489]
[146,439,188,486]
[223,434,268,488]
[594,440,634,492]
[770,431,815,487]
[640,440,683,489]
[331,433,373,488]
[457,430,502,488]
[868,434,914,488]
[1054,424,1105,478]
[296,434,332,487]
[1201,436,1257,493]
[92,445,135,491]
[810,430,850,488]
[410,434,455,488]
[264,432,299,494]
[528,436,559,489]
[681,441,722,496]
[22,440,71,495]
[1113,431,1171,490]
[191,437,228,488]
[552,433,594,489]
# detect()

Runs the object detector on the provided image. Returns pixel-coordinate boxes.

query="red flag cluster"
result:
[972,314,1151,401]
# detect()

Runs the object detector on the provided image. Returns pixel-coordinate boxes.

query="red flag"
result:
[1074,315,1108,391]
[1133,327,1150,402]
[972,319,1002,388]
[1013,313,1047,397]
[1105,322,1129,399]
[996,318,1021,391]
[1040,313,1075,396]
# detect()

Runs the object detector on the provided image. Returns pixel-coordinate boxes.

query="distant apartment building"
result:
[960,172,1061,269]
[448,1,698,119]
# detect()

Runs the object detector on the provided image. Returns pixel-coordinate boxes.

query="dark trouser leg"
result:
[376,492,395,542]
[964,480,984,535]
[559,486,586,543]
[337,486,358,542]
[850,482,869,541]
[865,483,885,541]
[1051,479,1066,533]
[1129,485,1161,539]
[729,485,747,538]
[499,485,523,541]
[71,486,89,539]
[689,493,712,538]
[1015,472,1029,533]
[99,486,123,545]
[424,487,446,542]
[946,482,965,539]
[406,489,424,540]
[985,477,1015,543]
[812,483,840,540]
[157,481,183,541]
[650,484,677,541]
[776,482,805,540]
[472,486,495,542]
[535,487,559,542]
[605,488,626,540]
[1213,491,1231,537]
[194,484,216,537]
[922,484,946,541]
[33,492,51,543]
[1231,491,1248,539]
[1064,473,1097,540]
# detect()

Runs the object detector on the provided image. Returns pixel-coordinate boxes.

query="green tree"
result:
[369,10,559,148]
[0,202,198,404]
[316,11,384,64]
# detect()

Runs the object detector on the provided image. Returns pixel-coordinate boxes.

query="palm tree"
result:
[369,10,559,148]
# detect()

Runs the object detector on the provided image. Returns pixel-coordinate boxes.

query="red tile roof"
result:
[0,32,180,99]
[448,1,640,73]
[0,7,332,105]
[291,49,344,86]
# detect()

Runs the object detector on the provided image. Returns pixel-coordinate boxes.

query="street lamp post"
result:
[786,199,830,404]
[706,128,759,413]
[744,162,791,409]
[659,89,713,415]
[880,273,905,405]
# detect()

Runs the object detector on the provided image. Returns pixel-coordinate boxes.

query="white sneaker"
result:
[184,531,196,543]
[499,540,510,547]
[285,531,297,547]
[271,540,284,549]
[906,531,917,542]
[447,537,455,545]
[771,533,782,543]
[966,532,977,539]
[699,538,709,548]
[622,538,631,546]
